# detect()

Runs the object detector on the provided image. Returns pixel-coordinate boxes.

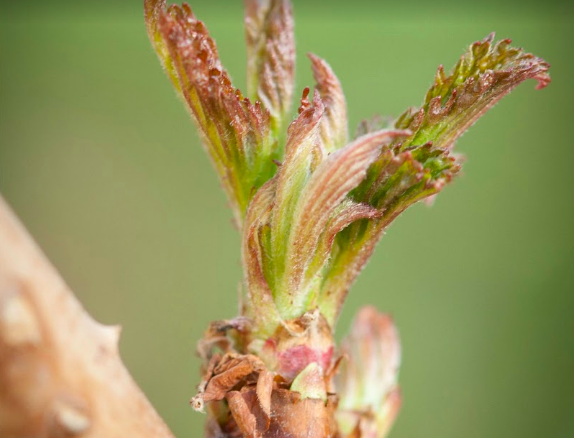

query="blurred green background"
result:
[1,1,573,437]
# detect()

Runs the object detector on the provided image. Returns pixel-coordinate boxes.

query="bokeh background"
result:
[1,0,573,437]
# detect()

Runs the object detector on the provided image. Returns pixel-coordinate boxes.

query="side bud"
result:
[336,306,401,438]
[291,362,327,401]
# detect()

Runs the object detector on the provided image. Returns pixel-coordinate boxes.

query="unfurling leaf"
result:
[145,0,279,227]
[242,178,282,338]
[273,126,409,319]
[242,88,410,324]
[244,0,295,138]
[268,89,325,304]
[309,53,348,152]
[317,33,550,326]
[336,307,401,438]
[145,0,181,93]
[395,33,550,151]
[318,143,459,324]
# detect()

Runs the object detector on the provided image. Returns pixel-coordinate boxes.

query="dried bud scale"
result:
[145,1,549,438]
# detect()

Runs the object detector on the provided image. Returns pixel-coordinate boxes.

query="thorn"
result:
[97,324,122,351]
[0,285,41,347]
[50,397,91,436]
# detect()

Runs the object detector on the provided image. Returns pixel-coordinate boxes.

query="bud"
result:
[291,362,327,401]
[336,307,401,438]
[146,1,549,438]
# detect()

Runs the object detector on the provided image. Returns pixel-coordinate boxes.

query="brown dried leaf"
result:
[227,391,261,438]
[197,317,251,361]
[266,390,339,438]
[256,369,274,420]
[224,387,338,438]
[201,354,266,402]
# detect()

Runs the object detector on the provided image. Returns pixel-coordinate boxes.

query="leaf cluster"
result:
[145,0,549,335]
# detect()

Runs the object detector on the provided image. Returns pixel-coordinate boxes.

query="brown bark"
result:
[0,196,175,438]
